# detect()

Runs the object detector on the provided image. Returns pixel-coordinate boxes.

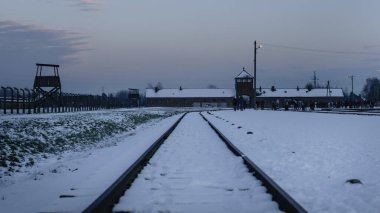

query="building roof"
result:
[257,88,344,98]
[146,88,235,98]
[235,70,253,78]
[146,88,344,98]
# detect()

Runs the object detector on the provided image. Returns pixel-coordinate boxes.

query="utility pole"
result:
[253,40,262,109]
[349,75,355,97]
[326,80,330,96]
[253,40,257,109]
[312,71,319,88]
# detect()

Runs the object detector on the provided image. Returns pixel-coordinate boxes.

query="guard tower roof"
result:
[36,63,59,68]
[235,69,253,78]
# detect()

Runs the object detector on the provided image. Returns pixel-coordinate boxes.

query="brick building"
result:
[145,88,235,107]
[145,69,344,108]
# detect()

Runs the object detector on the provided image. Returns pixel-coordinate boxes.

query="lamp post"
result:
[1,86,6,114]
[253,40,262,109]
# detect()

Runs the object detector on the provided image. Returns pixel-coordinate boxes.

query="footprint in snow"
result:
[346,179,363,185]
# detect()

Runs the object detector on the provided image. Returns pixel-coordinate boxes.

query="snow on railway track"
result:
[203,110,380,212]
[113,112,282,213]
[310,109,380,116]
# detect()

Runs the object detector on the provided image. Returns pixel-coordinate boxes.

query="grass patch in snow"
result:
[0,110,175,177]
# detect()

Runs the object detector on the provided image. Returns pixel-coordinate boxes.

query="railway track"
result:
[309,108,380,116]
[83,112,306,213]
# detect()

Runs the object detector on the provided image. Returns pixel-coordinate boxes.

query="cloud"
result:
[0,20,90,86]
[68,0,104,11]
[363,44,380,49]
[0,20,89,61]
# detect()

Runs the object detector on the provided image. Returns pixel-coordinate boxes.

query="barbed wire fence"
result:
[0,86,130,115]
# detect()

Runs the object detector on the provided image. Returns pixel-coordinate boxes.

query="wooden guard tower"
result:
[235,67,254,107]
[33,63,62,107]
[128,88,140,107]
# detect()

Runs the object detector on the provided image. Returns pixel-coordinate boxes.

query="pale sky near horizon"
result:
[1,0,379,94]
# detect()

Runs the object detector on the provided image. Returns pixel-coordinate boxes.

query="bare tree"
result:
[147,83,154,89]
[362,77,380,102]
[305,82,313,91]
[147,82,164,93]
[156,82,163,90]
[116,90,129,100]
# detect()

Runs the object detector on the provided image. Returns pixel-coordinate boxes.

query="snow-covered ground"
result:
[203,110,380,212]
[1,108,379,212]
[0,108,182,212]
[114,113,281,213]
[0,108,176,178]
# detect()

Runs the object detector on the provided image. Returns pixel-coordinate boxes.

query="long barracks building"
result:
[145,69,344,108]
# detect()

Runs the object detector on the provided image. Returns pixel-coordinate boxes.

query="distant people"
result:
[294,100,299,110]
[233,97,237,111]
[276,99,280,110]
[301,101,305,111]
[239,96,244,111]
[284,101,289,111]
[310,101,315,110]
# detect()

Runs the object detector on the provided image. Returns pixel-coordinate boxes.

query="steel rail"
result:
[200,112,307,213]
[82,113,187,213]
[310,110,380,116]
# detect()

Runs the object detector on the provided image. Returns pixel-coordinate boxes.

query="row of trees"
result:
[304,77,380,102]
[361,77,380,102]
[114,90,143,107]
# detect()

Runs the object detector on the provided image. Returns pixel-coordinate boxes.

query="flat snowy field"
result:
[1,108,379,212]
[203,110,380,212]
[0,108,183,212]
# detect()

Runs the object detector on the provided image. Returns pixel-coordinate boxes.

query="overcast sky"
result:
[1,0,379,94]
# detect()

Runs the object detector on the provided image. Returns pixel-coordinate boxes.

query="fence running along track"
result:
[200,112,307,213]
[83,112,307,213]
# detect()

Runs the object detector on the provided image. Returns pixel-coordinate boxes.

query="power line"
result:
[261,42,380,56]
